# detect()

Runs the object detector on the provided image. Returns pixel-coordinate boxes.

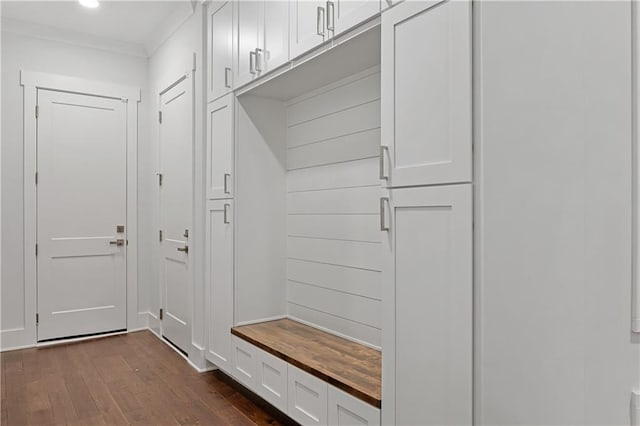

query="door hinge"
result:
[632,391,640,426]
[159,230,163,242]
[36,313,39,324]
[157,173,163,186]
[35,105,39,119]
[159,308,164,320]
[35,244,38,256]
[158,111,162,124]
[35,172,38,185]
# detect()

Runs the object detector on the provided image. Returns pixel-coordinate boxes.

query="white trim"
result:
[234,315,288,327]
[633,0,640,334]
[286,315,381,351]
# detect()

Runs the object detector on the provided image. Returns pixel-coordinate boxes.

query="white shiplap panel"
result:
[287,303,381,349]
[288,281,381,329]
[287,128,380,170]
[287,214,380,243]
[287,186,379,215]
[288,157,379,192]
[287,259,381,300]
[287,237,381,271]
[287,71,381,126]
[287,100,381,149]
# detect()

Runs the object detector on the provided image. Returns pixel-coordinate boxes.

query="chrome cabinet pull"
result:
[326,1,335,31]
[224,67,231,88]
[109,239,125,247]
[254,48,263,72]
[380,197,389,231]
[249,50,257,75]
[223,204,231,224]
[317,6,325,37]
[224,173,231,194]
[177,245,189,253]
[379,146,389,180]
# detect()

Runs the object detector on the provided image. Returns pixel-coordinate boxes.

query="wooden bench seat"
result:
[231,318,381,408]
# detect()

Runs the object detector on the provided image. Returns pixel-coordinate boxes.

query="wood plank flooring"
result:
[1,330,296,425]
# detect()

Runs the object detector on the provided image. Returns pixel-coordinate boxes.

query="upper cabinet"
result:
[262,1,290,73]
[208,1,234,102]
[331,0,380,37]
[289,0,328,59]
[380,0,472,187]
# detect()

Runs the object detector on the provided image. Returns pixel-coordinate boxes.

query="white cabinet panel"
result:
[381,0,471,187]
[235,0,263,88]
[208,1,234,102]
[287,364,328,425]
[328,385,380,426]
[231,335,258,390]
[263,0,290,72]
[330,0,380,36]
[255,347,288,413]
[381,184,472,426]
[205,200,234,373]
[290,0,328,59]
[206,94,233,200]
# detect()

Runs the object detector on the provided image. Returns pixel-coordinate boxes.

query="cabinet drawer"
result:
[328,385,380,425]
[231,336,257,390]
[255,348,288,413]
[287,364,328,425]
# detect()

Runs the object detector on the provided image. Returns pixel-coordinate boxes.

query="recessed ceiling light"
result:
[79,0,99,9]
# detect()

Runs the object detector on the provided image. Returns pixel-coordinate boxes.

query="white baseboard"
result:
[235,315,287,327]
[0,327,36,352]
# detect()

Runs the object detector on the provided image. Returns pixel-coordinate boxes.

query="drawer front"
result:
[287,364,328,425]
[328,385,380,425]
[255,348,288,413]
[231,336,257,390]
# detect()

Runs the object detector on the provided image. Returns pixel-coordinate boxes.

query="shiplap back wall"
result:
[285,66,382,348]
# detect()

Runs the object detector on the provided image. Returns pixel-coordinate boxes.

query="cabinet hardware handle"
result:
[255,48,263,72]
[379,146,389,180]
[380,197,389,231]
[249,50,257,75]
[224,67,231,88]
[177,245,189,253]
[326,1,335,31]
[109,239,125,247]
[317,6,325,37]
[224,204,231,224]
[224,173,231,194]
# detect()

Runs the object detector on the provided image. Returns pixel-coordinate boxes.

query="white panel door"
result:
[328,385,380,426]
[205,200,234,372]
[330,0,380,36]
[287,364,328,425]
[208,1,234,102]
[207,93,234,199]
[262,0,290,72]
[381,184,472,426]
[381,0,471,187]
[289,0,328,59]
[36,89,127,341]
[235,0,262,88]
[255,347,288,412]
[159,77,192,354]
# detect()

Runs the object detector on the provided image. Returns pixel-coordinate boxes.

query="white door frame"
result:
[15,70,140,349]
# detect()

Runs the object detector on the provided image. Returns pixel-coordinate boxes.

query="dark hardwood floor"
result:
[1,330,296,425]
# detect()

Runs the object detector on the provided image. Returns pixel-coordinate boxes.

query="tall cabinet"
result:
[380,0,473,425]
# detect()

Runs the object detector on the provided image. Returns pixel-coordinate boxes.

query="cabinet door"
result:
[287,364,328,425]
[381,0,471,187]
[289,0,328,59]
[207,94,233,200]
[208,1,234,102]
[328,385,380,426]
[232,336,258,390]
[235,0,262,88]
[205,200,234,372]
[262,0,290,72]
[381,184,472,426]
[330,0,380,36]
[255,347,288,413]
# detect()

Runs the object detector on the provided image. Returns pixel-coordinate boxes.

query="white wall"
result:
[1,30,150,349]
[475,1,639,424]
[146,3,206,368]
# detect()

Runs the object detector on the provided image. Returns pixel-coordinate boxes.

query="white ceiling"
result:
[1,0,195,57]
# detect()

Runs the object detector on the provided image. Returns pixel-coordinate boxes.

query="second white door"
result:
[159,76,193,355]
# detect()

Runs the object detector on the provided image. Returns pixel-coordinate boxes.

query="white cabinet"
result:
[255,347,288,413]
[289,0,328,59]
[381,184,472,425]
[235,0,263,88]
[231,335,258,389]
[287,364,328,425]
[205,200,234,372]
[328,385,380,426]
[330,0,380,37]
[206,94,234,200]
[381,0,471,187]
[208,1,234,102]
[262,0,290,73]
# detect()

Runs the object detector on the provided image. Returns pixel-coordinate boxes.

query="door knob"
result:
[109,239,125,247]
[177,245,189,254]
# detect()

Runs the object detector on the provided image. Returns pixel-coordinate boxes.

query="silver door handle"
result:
[224,67,231,88]
[380,146,389,180]
[255,48,263,73]
[380,197,389,231]
[109,239,125,247]
[177,245,189,253]
[249,51,256,75]
[224,173,231,194]
[224,204,231,224]
[326,1,335,31]
[317,6,325,37]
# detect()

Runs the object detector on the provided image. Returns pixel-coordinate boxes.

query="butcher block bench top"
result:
[230,318,381,408]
